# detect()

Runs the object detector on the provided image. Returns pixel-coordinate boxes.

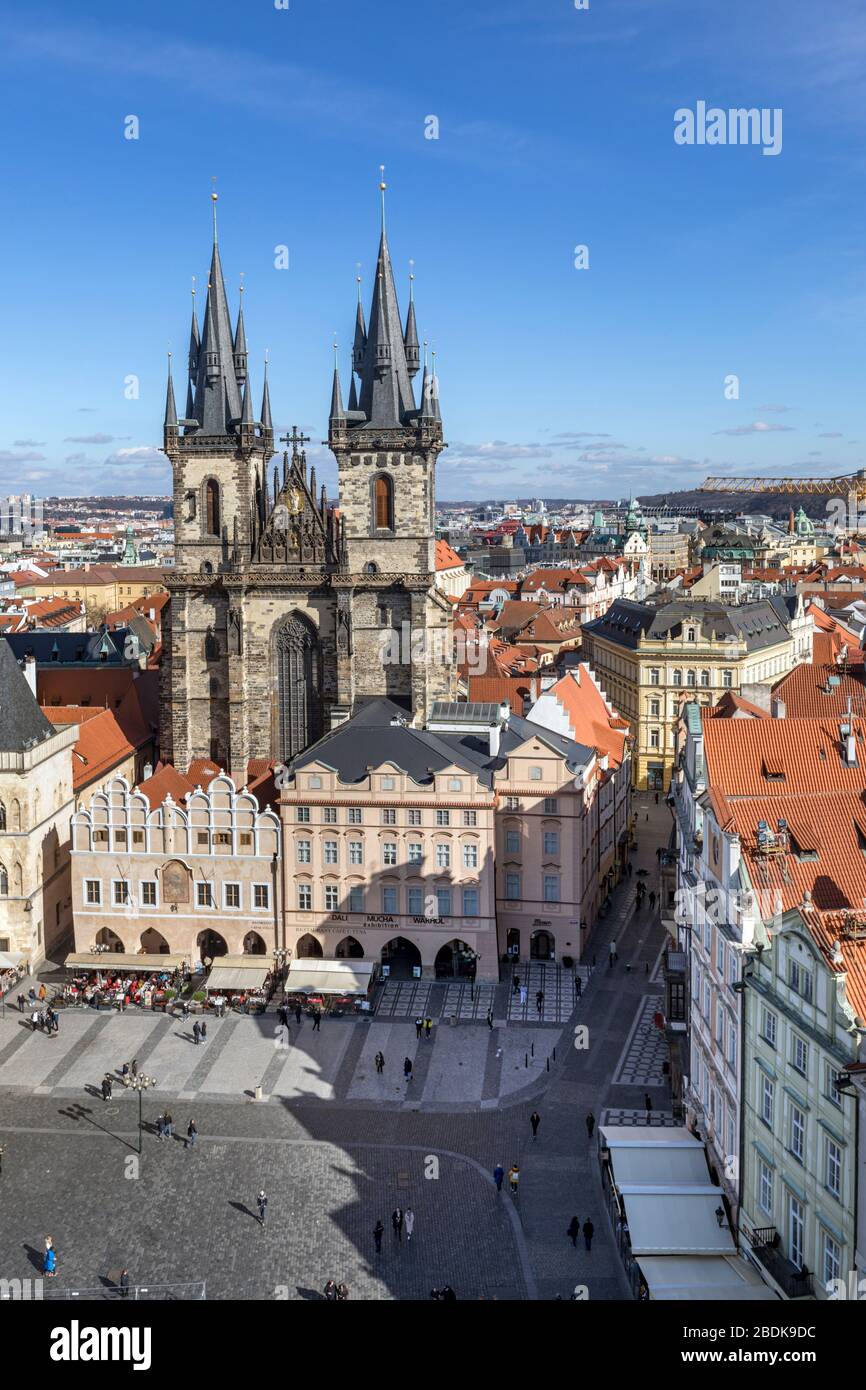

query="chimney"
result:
[771,698,786,719]
[489,701,511,757]
[23,652,36,696]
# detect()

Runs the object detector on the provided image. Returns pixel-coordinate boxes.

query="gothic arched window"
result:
[0,865,7,895]
[274,613,322,762]
[205,479,221,537]
[0,802,6,831]
[373,473,394,531]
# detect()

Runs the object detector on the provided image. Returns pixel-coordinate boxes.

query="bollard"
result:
[531,1040,535,1057]
[254,1084,263,1102]
[553,1047,556,1061]
[546,1056,550,1072]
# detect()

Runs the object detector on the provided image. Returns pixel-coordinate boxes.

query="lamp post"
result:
[0,1143,6,1177]
[128,1073,157,1154]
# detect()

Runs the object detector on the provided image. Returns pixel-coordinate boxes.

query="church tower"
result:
[327,173,455,721]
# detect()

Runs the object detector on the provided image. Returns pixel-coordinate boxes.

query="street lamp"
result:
[128,1073,157,1154]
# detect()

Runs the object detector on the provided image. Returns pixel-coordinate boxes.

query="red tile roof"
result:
[434,539,464,571]
[708,691,771,720]
[539,665,629,769]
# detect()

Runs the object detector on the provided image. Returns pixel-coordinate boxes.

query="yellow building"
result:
[27,566,168,623]
[581,596,810,790]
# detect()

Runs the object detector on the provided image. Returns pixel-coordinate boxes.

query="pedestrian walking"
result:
[530,1110,541,1139]
[391,1207,403,1241]
[575,975,582,998]
[119,1269,130,1299]
[645,1093,653,1124]
[30,1011,39,1032]
[585,1111,595,1140]
[404,1208,415,1242]
[567,1216,580,1248]
[583,1218,594,1252]
[186,1119,197,1149]
[424,1017,432,1039]
[508,1163,520,1196]
[102,1074,113,1102]
[164,1110,173,1140]
[257,1190,268,1226]
[200,1020,207,1042]
[403,1056,413,1083]
[193,1021,201,1045]
[43,1246,57,1278]
[323,1279,337,1301]
[415,1016,423,1039]
[182,999,190,1020]
[512,973,520,995]
[493,1163,504,1192]
[374,1050,385,1074]
[654,791,659,805]
[373,1220,384,1254]
[486,1007,494,1029]
[312,1009,321,1031]
[519,985,528,1006]
[336,1282,349,1301]
[294,1004,302,1026]
[16,993,24,1013]
[627,860,633,877]
[609,940,616,967]
[38,983,46,1002]
[649,890,656,911]
[131,1058,138,1077]
[156,1114,166,1142]
[535,990,544,1015]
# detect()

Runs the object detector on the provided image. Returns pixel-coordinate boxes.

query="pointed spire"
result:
[430,349,442,422]
[356,170,416,427]
[260,352,273,431]
[320,481,328,517]
[329,340,346,423]
[192,187,243,435]
[419,340,435,421]
[164,352,178,428]
[233,275,248,384]
[352,266,367,374]
[404,260,420,378]
[348,374,359,412]
[188,277,200,378]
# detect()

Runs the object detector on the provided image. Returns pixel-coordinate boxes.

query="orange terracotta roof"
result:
[434,539,464,571]
[50,706,138,791]
[539,665,629,769]
[137,764,196,810]
[707,691,771,720]
[467,675,535,711]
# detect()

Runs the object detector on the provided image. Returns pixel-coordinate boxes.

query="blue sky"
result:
[0,0,864,502]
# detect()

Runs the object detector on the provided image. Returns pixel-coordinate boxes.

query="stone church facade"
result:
[161,190,455,784]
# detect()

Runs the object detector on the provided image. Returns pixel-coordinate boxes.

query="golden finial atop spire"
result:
[423,339,428,368]
[356,262,362,304]
[239,271,245,299]
[333,335,340,368]
[379,164,387,235]
[409,258,415,302]
[191,274,196,300]
[211,177,218,244]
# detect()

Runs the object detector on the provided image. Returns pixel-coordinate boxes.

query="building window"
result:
[790,959,813,1003]
[323,840,338,865]
[205,479,220,536]
[325,885,339,911]
[85,879,101,905]
[349,841,363,865]
[700,670,709,687]
[543,830,559,855]
[505,797,519,812]
[687,670,696,688]
[449,778,463,792]
[298,884,312,911]
[383,842,398,866]
[296,840,312,864]
[649,728,660,749]
[826,1138,842,1198]
[297,807,311,823]
[650,668,660,686]
[650,699,660,717]
[373,472,394,530]
[529,766,542,781]
[543,874,560,903]
[462,887,479,916]
[408,842,423,864]
[792,1035,808,1077]
[790,1105,806,1162]
[348,808,363,825]
[196,832,209,848]
[726,1020,736,1068]
[382,777,395,791]
[788,1194,804,1269]
[324,807,337,824]
[826,1065,843,1108]
[383,808,397,825]
[224,883,240,909]
[723,669,733,688]
[408,809,422,827]
[254,884,269,909]
[822,1231,841,1287]
[505,829,520,853]
[462,809,477,826]
[435,843,451,869]
[758,1158,773,1217]
[381,885,398,914]
[436,888,452,917]
[672,669,682,686]
[349,886,363,912]
[687,628,696,642]
[113,880,130,906]
[463,842,478,869]
[761,1074,774,1127]
[407,887,424,915]
[196,882,213,908]
[436,809,450,826]
[543,797,558,813]
[505,872,521,900]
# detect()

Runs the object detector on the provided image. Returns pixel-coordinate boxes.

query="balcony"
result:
[743,1225,814,1299]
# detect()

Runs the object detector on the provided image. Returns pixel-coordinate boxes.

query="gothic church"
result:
[160,189,456,783]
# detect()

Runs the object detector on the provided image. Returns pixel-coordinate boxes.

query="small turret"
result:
[233,278,248,384]
[404,263,420,378]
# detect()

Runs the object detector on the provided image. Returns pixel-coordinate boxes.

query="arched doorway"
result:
[435,939,477,980]
[296,933,323,959]
[96,926,124,952]
[274,613,323,762]
[140,927,169,954]
[197,929,228,962]
[335,936,364,959]
[243,931,266,955]
[530,930,554,961]
[381,936,422,980]
[506,928,520,960]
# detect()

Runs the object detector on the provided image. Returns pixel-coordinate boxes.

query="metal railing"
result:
[38,1280,206,1301]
